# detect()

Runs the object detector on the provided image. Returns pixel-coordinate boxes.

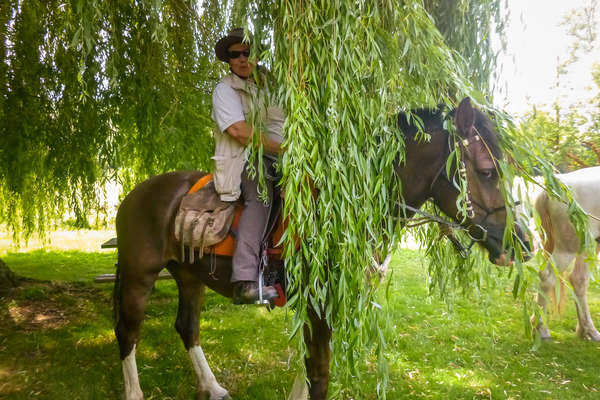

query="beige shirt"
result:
[211,72,285,201]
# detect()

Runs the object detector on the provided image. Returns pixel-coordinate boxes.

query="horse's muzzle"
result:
[484,223,532,266]
[493,253,512,266]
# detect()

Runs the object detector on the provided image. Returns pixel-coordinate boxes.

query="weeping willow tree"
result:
[250,0,522,395]
[0,0,224,240]
[0,1,502,235]
[258,1,594,394]
[1,0,593,396]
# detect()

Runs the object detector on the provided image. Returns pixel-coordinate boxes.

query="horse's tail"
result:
[113,260,121,325]
[535,192,566,312]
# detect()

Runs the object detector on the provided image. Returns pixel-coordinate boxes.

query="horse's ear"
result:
[455,97,475,138]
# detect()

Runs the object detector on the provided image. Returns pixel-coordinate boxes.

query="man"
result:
[211,28,285,304]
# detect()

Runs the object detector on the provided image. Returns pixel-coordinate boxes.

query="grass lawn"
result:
[0,233,599,399]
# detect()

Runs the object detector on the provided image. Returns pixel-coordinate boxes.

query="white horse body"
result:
[530,166,600,340]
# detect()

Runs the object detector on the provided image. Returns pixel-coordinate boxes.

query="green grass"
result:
[1,249,117,282]
[376,252,600,400]
[1,248,599,399]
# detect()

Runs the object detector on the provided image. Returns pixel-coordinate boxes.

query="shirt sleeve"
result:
[211,83,246,133]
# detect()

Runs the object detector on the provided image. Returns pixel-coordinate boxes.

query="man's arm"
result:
[226,120,283,155]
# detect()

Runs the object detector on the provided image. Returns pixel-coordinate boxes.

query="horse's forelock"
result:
[474,109,503,160]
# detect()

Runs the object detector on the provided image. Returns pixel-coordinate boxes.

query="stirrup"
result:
[254,265,271,306]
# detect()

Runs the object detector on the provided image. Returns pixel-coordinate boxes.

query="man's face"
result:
[227,43,253,78]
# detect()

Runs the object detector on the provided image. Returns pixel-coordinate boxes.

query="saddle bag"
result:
[174,180,236,263]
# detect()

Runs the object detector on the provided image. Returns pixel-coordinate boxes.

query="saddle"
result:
[174,173,285,262]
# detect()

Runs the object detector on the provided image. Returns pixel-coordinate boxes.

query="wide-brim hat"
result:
[215,28,252,62]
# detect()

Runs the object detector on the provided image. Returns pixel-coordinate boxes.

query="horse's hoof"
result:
[195,389,230,400]
[538,330,552,341]
[124,389,144,400]
[206,394,230,400]
[214,391,231,400]
[536,326,552,341]
[583,330,600,342]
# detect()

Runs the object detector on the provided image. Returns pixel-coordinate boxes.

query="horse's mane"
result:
[397,105,503,160]
[397,106,444,138]
[473,108,503,160]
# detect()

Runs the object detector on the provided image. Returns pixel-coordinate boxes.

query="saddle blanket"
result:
[187,174,285,259]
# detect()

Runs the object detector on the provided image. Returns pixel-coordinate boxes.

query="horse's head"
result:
[431,98,531,265]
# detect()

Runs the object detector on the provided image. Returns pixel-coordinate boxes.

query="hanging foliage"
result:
[269,0,518,395]
[270,1,594,394]
[0,0,223,241]
[424,0,507,92]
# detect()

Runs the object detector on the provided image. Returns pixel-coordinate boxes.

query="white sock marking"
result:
[122,344,144,400]
[188,345,228,398]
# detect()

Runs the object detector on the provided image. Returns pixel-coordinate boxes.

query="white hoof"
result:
[196,387,230,400]
[579,328,600,341]
[537,326,552,341]
[211,386,230,400]
[532,316,552,341]
[189,346,230,400]
[124,390,144,400]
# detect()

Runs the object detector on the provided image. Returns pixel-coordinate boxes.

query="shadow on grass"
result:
[0,276,298,399]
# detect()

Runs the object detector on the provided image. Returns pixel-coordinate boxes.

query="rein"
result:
[397,202,488,258]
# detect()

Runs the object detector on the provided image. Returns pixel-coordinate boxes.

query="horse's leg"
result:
[287,374,309,400]
[303,306,331,400]
[170,267,230,400]
[569,253,600,341]
[115,260,163,400]
[534,261,556,340]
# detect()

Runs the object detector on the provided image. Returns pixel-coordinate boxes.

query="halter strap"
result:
[430,130,483,192]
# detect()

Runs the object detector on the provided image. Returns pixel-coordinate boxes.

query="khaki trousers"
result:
[231,157,278,283]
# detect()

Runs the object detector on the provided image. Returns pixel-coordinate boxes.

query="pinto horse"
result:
[113,98,529,400]
[529,166,600,341]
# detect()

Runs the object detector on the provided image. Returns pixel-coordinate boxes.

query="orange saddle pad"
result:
[188,174,285,259]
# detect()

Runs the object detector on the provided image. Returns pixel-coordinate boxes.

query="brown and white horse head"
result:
[452,98,531,265]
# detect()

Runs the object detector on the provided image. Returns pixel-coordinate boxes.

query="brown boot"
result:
[232,281,278,304]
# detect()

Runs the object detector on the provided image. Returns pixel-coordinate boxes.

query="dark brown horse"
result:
[113,98,529,400]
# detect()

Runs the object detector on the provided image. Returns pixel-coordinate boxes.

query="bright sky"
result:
[496,0,598,115]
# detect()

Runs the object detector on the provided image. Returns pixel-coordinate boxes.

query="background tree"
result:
[520,106,600,171]
[521,0,600,172]
[559,0,600,170]
[0,0,224,242]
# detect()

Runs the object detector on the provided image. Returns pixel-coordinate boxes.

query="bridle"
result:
[398,123,508,258]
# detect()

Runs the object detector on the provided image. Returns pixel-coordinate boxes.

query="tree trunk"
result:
[0,258,19,297]
[565,152,590,169]
[584,141,600,165]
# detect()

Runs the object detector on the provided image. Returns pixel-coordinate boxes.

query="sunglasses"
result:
[227,50,250,59]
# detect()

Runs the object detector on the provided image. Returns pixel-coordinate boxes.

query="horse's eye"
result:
[479,169,496,180]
